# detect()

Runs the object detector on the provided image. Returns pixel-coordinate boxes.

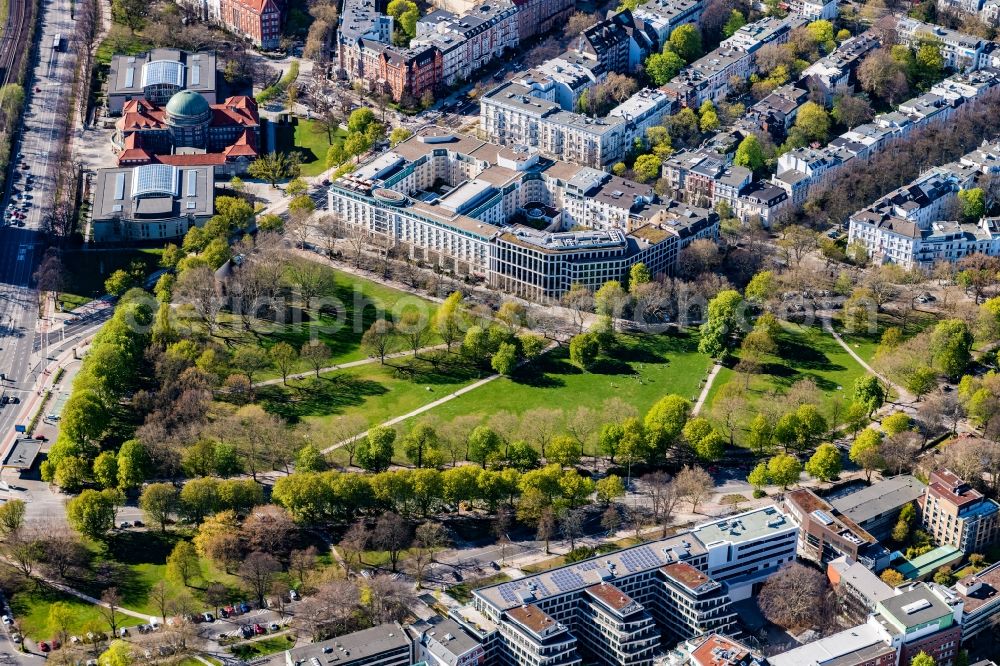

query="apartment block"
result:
[284,623,410,666]
[882,16,989,72]
[869,582,964,666]
[218,0,281,49]
[774,68,1000,204]
[472,506,796,662]
[921,469,1000,555]
[499,604,581,666]
[577,583,660,665]
[676,634,768,666]
[652,563,738,641]
[828,556,897,617]
[768,623,897,666]
[411,617,486,666]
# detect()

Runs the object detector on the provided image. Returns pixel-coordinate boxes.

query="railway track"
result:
[0,0,30,92]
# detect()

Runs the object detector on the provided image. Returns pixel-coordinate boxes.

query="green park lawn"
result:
[9,585,106,640]
[833,311,938,364]
[425,330,713,426]
[57,248,164,311]
[68,532,244,620]
[278,118,348,177]
[230,634,297,659]
[260,353,481,445]
[702,322,870,435]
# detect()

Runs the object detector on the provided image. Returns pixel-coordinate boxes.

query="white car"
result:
[1,615,11,625]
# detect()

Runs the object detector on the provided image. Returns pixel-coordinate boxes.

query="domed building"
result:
[164,90,213,147]
[112,90,260,176]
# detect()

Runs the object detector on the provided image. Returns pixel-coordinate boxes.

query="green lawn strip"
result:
[423,331,712,425]
[9,585,106,640]
[292,119,348,177]
[264,354,480,439]
[95,31,153,66]
[703,322,872,439]
[229,634,296,659]
[832,312,938,364]
[213,262,441,381]
[57,248,163,311]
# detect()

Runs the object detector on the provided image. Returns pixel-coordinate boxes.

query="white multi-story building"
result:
[953,561,1000,642]
[513,53,607,111]
[883,16,989,72]
[631,0,704,45]
[785,0,838,18]
[470,505,796,664]
[774,68,1000,202]
[847,140,1000,268]
[414,1,519,81]
[328,127,717,299]
[480,81,632,167]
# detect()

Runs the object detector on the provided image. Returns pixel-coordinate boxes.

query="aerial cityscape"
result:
[1,0,1000,662]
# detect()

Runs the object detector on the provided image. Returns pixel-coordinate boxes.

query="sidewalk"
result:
[254,343,449,387]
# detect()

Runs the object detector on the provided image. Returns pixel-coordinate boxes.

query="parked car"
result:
[1,615,11,625]
[132,519,143,527]
[253,624,265,635]
[238,602,250,614]
[50,638,61,649]
[202,613,214,623]
[38,642,49,653]
[289,589,300,601]
[119,521,131,529]
[239,625,253,639]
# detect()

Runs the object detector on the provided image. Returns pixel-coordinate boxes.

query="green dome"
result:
[165,90,210,118]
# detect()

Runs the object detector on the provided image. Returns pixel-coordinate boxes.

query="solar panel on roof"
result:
[125,67,135,88]
[550,569,585,592]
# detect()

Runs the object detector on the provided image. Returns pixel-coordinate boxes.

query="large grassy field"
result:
[833,311,939,364]
[424,331,713,424]
[260,353,481,437]
[214,260,441,379]
[57,248,163,311]
[702,322,870,435]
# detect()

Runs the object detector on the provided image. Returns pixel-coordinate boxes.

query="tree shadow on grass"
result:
[104,531,180,566]
[258,375,388,422]
[589,358,635,375]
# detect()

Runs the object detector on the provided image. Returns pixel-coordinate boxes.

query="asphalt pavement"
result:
[0,0,77,458]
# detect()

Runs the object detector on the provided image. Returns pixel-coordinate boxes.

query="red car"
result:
[33,434,47,441]
[38,642,50,653]
[253,624,265,635]
[50,639,61,649]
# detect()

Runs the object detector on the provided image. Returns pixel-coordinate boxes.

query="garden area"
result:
[701,321,871,439]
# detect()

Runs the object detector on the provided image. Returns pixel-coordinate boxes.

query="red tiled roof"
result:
[225,0,279,15]
[223,130,258,157]
[212,96,260,126]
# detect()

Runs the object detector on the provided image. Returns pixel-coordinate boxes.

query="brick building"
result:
[218,0,282,49]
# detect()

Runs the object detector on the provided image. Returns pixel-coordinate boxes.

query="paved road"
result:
[0,0,77,455]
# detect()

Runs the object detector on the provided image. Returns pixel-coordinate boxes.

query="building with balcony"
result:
[869,582,964,666]
[652,563,738,641]
[921,469,1000,555]
[953,561,1000,642]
